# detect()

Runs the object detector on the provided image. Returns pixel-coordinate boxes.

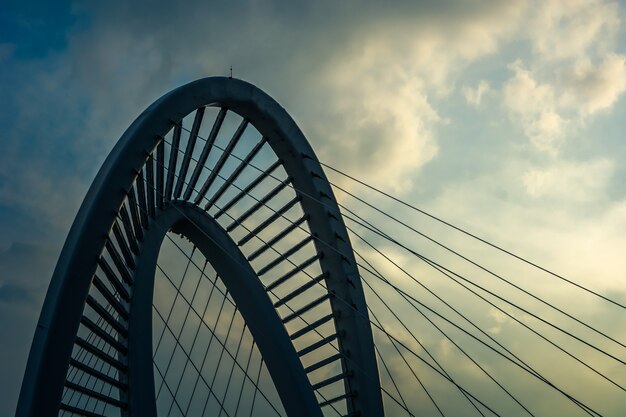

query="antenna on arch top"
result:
[229,65,233,79]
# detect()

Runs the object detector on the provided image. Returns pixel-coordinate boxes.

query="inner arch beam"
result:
[128,202,321,416]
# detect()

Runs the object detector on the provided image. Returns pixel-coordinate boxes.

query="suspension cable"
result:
[330,180,626,350]
[319,162,626,310]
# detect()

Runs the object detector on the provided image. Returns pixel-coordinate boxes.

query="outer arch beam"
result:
[17,77,384,417]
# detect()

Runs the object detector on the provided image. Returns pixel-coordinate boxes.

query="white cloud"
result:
[522,158,615,202]
[560,54,626,115]
[500,1,626,154]
[503,61,568,154]
[502,55,626,154]
[306,2,527,192]
[527,0,620,61]
[462,80,490,107]
[318,69,441,193]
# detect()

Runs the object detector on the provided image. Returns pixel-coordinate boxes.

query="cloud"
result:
[0,0,531,216]
[316,71,441,193]
[500,1,626,154]
[0,168,86,236]
[0,43,15,62]
[0,242,56,416]
[463,80,490,107]
[293,1,526,192]
[502,53,626,154]
[503,61,568,154]
[527,0,620,61]
[522,158,615,202]
[420,154,626,296]
[0,242,55,305]
[560,54,626,115]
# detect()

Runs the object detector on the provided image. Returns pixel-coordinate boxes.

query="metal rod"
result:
[184,108,227,202]
[97,258,130,301]
[146,155,155,218]
[265,254,321,292]
[173,267,218,416]
[85,296,127,336]
[247,215,308,262]
[225,176,292,232]
[110,222,136,270]
[91,275,128,320]
[319,392,352,408]
[174,107,205,199]
[256,236,314,277]
[282,293,331,324]
[237,196,300,246]
[135,171,149,228]
[126,188,143,241]
[274,272,326,308]
[64,381,126,408]
[74,338,127,371]
[59,402,106,417]
[80,316,127,354]
[194,118,248,204]
[165,123,182,201]
[304,353,343,374]
[117,204,140,254]
[290,314,334,340]
[104,240,133,285]
[297,333,337,357]
[68,358,126,390]
[205,136,267,210]
[311,372,350,391]
[156,139,164,208]
[211,159,282,216]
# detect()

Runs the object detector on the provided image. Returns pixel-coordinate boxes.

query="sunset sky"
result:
[1,1,626,415]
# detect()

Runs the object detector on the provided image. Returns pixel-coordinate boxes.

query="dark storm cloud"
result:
[0,242,56,415]
[0,242,55,304]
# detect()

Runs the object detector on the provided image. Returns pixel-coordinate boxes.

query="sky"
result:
[1,0,626,415]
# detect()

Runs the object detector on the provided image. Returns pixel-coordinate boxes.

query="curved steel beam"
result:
[17,77,383,416]
[127,202,321,416]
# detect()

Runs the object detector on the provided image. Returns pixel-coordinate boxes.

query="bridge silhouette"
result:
[16,77,625,417]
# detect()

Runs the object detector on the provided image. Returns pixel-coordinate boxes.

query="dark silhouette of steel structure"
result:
[17,77,383,416]
[16,77,626,417]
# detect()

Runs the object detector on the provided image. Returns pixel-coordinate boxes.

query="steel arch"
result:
[128,202,320,416]
[17,77,384,416]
